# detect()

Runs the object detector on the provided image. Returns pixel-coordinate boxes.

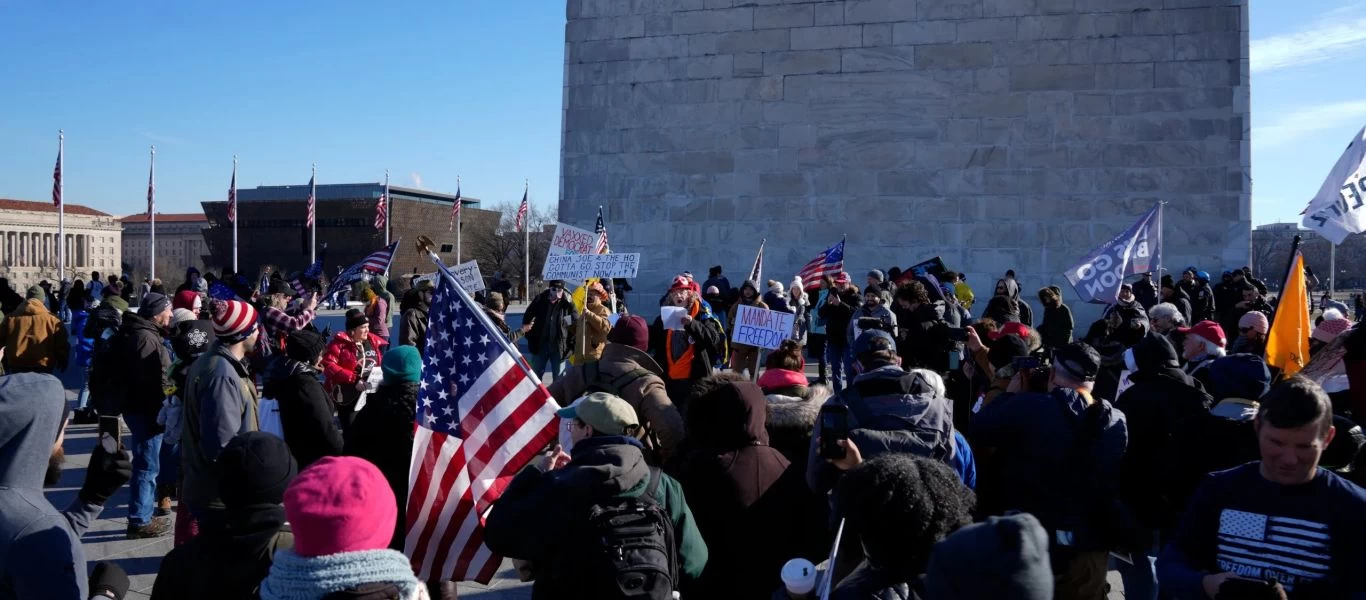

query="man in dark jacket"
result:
[343,345,422,550]
[671,374,820,599]
[265,330,340,469]
[807,330,959,498]
[115,292,174,538]
[151,432,297,600]
[971,342,1129,600]
[483,392,708,598]
[701,265,732,315]
[524,280,576,379]
[1133,272,1159,312]
[816,273,861,391]
[893,280,950,371]
[1190,271,1217,324]
[398,283,432,354]
[649,276,727,408]
[1160,275,1193,325]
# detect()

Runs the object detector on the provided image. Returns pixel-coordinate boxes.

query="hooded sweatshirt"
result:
[671,380,816,599]
[0,374,105,600]
[996,278,1034,327]
[0,299,70,370]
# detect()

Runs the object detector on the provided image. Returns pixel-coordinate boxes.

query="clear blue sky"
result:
[0,1,1360,226]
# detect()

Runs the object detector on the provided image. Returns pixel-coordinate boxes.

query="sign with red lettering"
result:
[548,223,596,257]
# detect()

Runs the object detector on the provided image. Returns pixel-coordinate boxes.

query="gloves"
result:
[89,561,129,600]
[78,443,132,506]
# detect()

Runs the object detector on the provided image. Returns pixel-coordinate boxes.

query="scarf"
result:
[260,548,421,600]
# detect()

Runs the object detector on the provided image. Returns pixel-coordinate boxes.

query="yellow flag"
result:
[1266,252,1311,376]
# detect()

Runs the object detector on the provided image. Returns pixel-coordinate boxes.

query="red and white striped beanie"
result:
[210,299,258,342]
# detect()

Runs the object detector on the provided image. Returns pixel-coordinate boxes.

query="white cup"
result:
[781,558,817,596]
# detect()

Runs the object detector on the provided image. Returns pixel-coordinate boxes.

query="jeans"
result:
[529,351,566,381]
[123,413,163,526]
[75,366,92,410]
[157,439,179,491]
[826,343,848,391]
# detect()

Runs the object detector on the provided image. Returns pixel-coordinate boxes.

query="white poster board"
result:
[660,306,686,331]
[731,304,796,350]
[542,253,641,281]
[413,260,486,293]
[548,222,597,256]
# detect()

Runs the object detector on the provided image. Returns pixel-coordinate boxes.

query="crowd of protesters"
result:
[1,257,1364,600]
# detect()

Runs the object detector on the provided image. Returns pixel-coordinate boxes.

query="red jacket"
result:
[321,331,388,391]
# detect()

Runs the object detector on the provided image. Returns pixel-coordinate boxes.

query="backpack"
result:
[568,467,678,599]
[584,362,653,398]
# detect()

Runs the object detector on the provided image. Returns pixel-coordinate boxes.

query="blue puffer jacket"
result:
[69,310,95,368]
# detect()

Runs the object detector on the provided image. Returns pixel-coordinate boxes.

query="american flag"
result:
[749,239,765,284]
[52,136,62,208]
[1216,508,1331,591]
[326,241,398,297]
[404,262,560,583]
[306,168,317,228]
[798,238,846,290]
[146,148,156,218]
[514,187,528,232]
[593,205,609,254]
[227,160,238,223]
[449,180,462,233]
[374,192,388,231]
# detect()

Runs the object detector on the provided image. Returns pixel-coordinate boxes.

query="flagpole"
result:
[149,145,157,283]
[310,162,317,266]
[1329,244,1336,298]
[232,155,239,273]
[384,170,391,246]
[1269,235,1303,329]
[523,179,530,305]
[1156,201,1166,277]
[455,175,462,264]
[57,130,65,282]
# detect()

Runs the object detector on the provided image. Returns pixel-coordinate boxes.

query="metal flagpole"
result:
[456,175,462,264]
[1156,201,1166,277]
[232,155,238,273]
[384,170,391,246]
[523,179,530,305]
[1330,244,1336,298]
[149,146,157,282]
[57,130,64,282]
[310,163,317,265]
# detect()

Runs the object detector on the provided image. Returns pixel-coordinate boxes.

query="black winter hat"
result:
[286,329,328,364]
[345,309,367,331]
[988,334,1032,370]
[1053,342,1102,382]
[170,319,214,361]
[1127,332,1179,373]
[1321,416,1365,473]
[268,279,294,297]
[1206,354,1271,401]
[925,513,1053,600]
[216,432,298,508]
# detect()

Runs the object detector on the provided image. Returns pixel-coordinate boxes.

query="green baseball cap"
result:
[555,392,639,436]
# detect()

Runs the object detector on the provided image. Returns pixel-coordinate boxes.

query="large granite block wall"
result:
[559,0,1250,317]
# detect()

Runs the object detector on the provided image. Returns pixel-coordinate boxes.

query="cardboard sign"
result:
[548,222,597,256]
[413,260,486,293]
[731,304,796,350]
[542,253,641,281]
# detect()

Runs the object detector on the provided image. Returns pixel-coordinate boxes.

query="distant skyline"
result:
[0,1,1361,227]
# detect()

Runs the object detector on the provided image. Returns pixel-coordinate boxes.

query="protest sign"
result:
[548,222,597,256]
[542,253,641,281]
[661,306,686,331]
[731,304,796,350]
[450,260,486,293]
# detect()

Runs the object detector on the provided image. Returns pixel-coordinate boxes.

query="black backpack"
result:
[569,467,678,599]
[583,362,653,398]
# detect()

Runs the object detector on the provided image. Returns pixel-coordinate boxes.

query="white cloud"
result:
[411,172,423,189]
[1254,100,1366,149]
[1252,6,1366,73]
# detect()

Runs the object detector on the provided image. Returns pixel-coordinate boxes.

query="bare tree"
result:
[467,201,558,300]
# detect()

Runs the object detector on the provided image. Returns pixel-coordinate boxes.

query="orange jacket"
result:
[0,299,70,370]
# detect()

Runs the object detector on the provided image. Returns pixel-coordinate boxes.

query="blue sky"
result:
[0,1,1359,226]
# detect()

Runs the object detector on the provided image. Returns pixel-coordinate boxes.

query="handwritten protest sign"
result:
[731,304,796,350]
[548,223,597,256]
[413,260,485,293]
[542,253,641,281]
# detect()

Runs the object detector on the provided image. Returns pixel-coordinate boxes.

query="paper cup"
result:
[781,558,817,595]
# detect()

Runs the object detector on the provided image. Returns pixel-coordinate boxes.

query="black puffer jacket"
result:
[113,312,171,417]
[263,359,342,470]
[344,381,419,550]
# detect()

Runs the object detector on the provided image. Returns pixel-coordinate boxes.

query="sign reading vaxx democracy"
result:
[548,222,597,256]
[542,253,641,281]
[731,304,796,351]
[1301,126,1366,244]
[1064,203,1162,305]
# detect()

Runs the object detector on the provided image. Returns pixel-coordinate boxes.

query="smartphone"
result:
[97,416,121,454]
[946,328,969,342]
[1219,578,1278,598]
[1013,356,1042,370]
[948,352,960,370]
[818,405,849,460]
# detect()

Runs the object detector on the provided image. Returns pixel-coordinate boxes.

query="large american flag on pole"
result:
[593,205,610,254]
[146,148,156,218]
[374,191,388,230]
[798,238,846,290]
[227,159,238,223]
[449,179,462,232]
[52,136,62,208]
[325,241,398,297]
[306,170,317,227]
[514,187,528,232]
[404,260,560,583]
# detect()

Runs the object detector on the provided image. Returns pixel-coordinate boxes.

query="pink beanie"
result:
[284,456,397,557]
[1238,311,1269,335]
[1312,317,1353,344]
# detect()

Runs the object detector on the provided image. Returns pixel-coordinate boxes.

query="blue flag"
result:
[1064,204,1162,305]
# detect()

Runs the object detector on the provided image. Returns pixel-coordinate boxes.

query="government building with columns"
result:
[0,199,122,290]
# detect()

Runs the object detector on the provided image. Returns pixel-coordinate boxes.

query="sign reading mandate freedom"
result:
[732,304,796,351]
[542,253,641,281]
